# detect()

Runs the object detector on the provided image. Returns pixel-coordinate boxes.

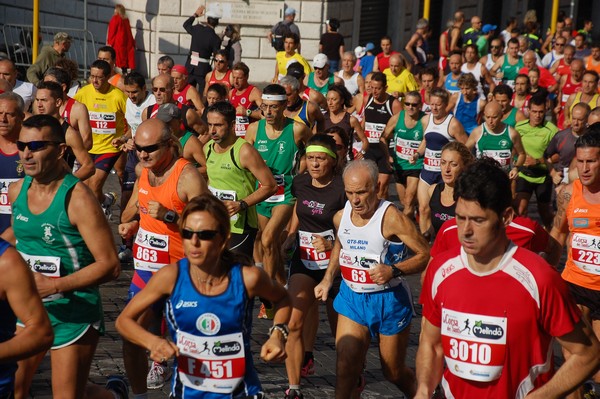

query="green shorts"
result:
[256,189,295,218]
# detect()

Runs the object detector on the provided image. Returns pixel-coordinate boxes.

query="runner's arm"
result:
[66,127,95,181]
[238,143,277,207]
[314,210,343,301]
[550,183,573,248]
[415,319,444,399]
[0,247,53,362]
[72,102,93,150]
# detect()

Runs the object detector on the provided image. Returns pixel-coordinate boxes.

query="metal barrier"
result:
[1,24,97,79]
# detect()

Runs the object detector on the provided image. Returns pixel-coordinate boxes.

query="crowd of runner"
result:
[1,5,600,399]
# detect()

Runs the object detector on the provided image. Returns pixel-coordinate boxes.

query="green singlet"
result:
[393,110,425,171]
[12,174,103,348]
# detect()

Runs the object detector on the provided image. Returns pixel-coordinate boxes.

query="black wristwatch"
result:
[163,210,178,223]
[238,200,249,211]
[392,266,404,278]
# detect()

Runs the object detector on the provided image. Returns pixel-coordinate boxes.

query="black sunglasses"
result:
[16,140,61,152]
[152,87,168,93]
[181,229,220,240]
[215,59,226,64]
[134,141,167,153]
[404,102,420,107]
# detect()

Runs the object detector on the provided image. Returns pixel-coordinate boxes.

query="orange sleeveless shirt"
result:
[562,179,600,290]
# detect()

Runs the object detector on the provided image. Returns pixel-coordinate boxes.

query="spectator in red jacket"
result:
[107,4,136,73]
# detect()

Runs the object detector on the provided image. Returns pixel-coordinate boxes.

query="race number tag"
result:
[481,150,512,171]
[89,112,117,135]
[19,252,63,302]
[364,122,385,144]
[298,229,334,270]
[263,174,285,203]
[339,249,388,293]
[441,308,507,382]
[423,148,442,172]
[571,233,600,275]
[133,227,170,272]
[209,186,239,222]
[395,138,419,161]
[0,178,17,214]
[176,330,246,394]
[235,115,249,138]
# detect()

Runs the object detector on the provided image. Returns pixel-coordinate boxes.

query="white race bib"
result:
[423,148,442,172]
[395,138,420,161]
[364,122,385,144]
[19,252,63,302]
[133,227,170,272]
[298,229,334,270]
[571,233,600,275]
[89,112,117,135]
[441,308,507,382]
[176,330,245,394]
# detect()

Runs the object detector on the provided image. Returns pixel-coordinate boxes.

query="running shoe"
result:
[257,303,274,320]
[284,388,304,399]
[300,356,315,378]
[105,375,129,399]
[102,192,117,221]
[118,245,133,262]
[147,361,171,389]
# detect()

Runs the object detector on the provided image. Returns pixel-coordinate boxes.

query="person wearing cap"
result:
[286,62,327,111]
[142,73,206,142]
[357,42,376,78]
[118,117,207,396]
[305,53,343,97]
[155,102,207,175]
[273,33,311,83]
[183,4,222,95]
[476,24,497,57]
[26,32,71,85]
[269,7,301,53]
[319,18,345,72]
[0,59,36,112]
[170,64,204,112]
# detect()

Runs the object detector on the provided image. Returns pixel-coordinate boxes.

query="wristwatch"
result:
[238,200,249,211]
[392,266,404,278]
[163,210,178,223]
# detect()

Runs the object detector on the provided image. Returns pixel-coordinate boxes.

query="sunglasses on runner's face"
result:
[404,102,420,107]
[152,87,168,93]
[215,59,226,64]
[134,141,167,153]
[16,140,61,151]
[181,229,220,240]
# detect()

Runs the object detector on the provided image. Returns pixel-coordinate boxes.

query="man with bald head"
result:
[142,74,206,139]
[518,50,557,92]
[383,54,419,98]
[463,15,482,46]
[0,59,36,111]
[466,101,526,179]
[118,117,207,396]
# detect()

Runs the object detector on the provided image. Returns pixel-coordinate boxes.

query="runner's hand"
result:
[118,221,139,240]
[368,263,393,285]
[311,234,332,253]
[33,273,60,298]
[147,200,167,220]
[314,278,332,302]
[260,334,287,362]
[149,337,179,363]
[223,200,240,216]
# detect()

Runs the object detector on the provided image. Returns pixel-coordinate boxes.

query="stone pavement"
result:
[25,173,421,398]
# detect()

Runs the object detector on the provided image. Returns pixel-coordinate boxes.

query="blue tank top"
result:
[166,260,261,398]
[0,239,16,394]
[0,150,25,233]
[453,93,479,135]
[444,74,460,93]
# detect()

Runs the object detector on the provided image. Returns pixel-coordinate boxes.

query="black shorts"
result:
[515,175,553,204]
[122,151,139,192]
[364,144,393,175]
[229,229,257,261]
[393,168,421,185]
[567,281,600,320]
[288,250,327,282]
[91,152,121,173]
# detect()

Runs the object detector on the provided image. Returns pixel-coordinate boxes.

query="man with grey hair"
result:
[0,92,25,234]
[314,159,429,398]
[26,32,72,85]
[280,75,324,132]
[337,51,365,96]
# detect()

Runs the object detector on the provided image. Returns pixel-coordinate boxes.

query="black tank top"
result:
[429,183,456,233]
